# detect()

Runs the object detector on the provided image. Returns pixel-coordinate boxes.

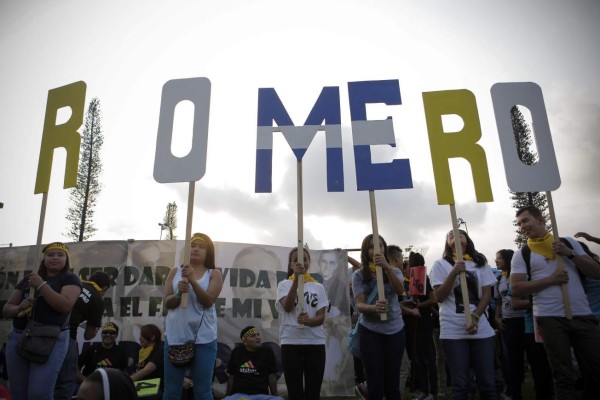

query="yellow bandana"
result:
[368,262,377,273]
[289,273,316,283]
[44,242,69,255]
[241,327,258,340]
[528,233,555,260]
[191,234,205,243]
[82,280,103,293]
[452,253,473,261]
[137,344,154,369]
[501,270,508,277]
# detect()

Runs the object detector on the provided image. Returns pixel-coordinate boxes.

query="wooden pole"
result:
[546,191,572,319]
[296,160,305,317]
[369,190,387,321]
[28,192,48,300]
[180,181,195,308]
[449,204,472,326]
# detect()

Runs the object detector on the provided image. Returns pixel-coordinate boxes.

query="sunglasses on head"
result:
[102,331,117,335]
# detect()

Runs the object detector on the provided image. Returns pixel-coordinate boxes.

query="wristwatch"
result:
[567,250,576,260]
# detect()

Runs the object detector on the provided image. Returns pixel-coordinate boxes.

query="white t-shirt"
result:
[276,279,329,345]
[430,258,497,340]
[511,237,591,317]
[494,275,525,319]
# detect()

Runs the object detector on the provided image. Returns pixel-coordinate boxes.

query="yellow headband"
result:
[44,242,69,255]
[191,234,205,243]
[241,327,258,340]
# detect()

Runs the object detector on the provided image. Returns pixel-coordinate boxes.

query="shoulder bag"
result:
[17,289,62,364]
[167,312,204,367]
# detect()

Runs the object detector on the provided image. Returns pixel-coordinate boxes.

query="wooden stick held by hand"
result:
[180,182,196,308]
[369,191,387,321]
[546,191,572,319]
[296,161,305,322]
[450,204,472,326]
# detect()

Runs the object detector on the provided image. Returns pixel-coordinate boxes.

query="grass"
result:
[323,365,586,400]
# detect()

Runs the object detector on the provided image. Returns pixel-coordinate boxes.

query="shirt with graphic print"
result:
[226,345,277,395]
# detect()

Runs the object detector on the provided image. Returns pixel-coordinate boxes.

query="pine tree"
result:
[161,202,177,240]
[65,98,103,241]
[509,106,550,248]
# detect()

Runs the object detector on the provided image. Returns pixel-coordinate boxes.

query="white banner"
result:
[0,240,354,396]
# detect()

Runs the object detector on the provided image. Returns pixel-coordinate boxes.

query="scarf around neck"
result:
[528,233,555,260]
[452,253,473,261]
[137,344,154,369]
[289,273,316,283]
[82,280,103,293]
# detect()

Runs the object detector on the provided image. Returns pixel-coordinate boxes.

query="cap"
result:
[102,322,119,333]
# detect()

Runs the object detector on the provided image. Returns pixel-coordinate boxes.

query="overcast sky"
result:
[1,0,599,268]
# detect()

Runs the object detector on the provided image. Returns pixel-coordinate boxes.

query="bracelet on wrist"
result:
[175,291,182,300]
[36,281,47,291]
[472,312,480,322]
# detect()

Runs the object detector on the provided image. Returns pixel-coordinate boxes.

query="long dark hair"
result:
[443,229,487,267]
[286,247,311,278]
[496,249,514,276]
[38,242,71,278]
[360,234,388,283]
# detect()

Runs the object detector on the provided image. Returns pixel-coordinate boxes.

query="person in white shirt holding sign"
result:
[430,229,497,400]
[276,248,328,400]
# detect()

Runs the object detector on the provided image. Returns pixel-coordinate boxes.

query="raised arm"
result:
[434,261,464,302]
[575,232,600,245]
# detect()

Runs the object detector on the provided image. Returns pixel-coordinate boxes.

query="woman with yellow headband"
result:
[162,232,223,400]
[430,229,497,400]
[2,241,82,400]
[351,234,405,400]
[276,247,329,400]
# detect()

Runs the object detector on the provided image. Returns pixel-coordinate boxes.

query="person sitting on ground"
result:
[78,322,129,382]
[223,326,283,400]
[130,324,164,399]
[77,368,138,400]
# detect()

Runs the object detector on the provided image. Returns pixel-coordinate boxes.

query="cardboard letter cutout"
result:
[490,82,560,192]
[154,78,211,183]
[348,80,412,191]
[35,81,86,194]
[422,89,493,204]
[255,87,343,193]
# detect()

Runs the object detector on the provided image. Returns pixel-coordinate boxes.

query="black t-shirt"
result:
[226,345,277,395]
[79,343,129,376]
[69,282,105,339]
[13,272,82,330]
[137,343,164,389]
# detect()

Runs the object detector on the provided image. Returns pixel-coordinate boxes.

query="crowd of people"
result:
[2,205,600,400]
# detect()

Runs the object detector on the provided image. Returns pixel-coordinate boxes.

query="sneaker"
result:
[355,382,367,400]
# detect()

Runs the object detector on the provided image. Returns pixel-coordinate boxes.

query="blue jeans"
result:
[442,337,497,400]
[54,337,80,400]
[359,327,405,400]
[537,315,600,400]
[6,328,70,400]
[163,338,217,400]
